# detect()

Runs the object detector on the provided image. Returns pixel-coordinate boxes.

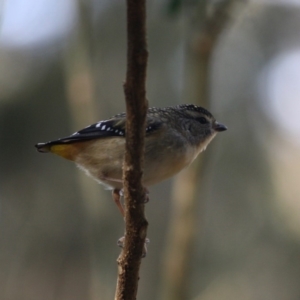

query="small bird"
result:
[35,104,227,216]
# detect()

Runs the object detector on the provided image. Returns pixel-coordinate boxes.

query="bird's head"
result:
[175,104,227,150]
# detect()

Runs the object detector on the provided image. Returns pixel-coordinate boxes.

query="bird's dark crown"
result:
[112,104,213,119]
[176,104,213,118]
[146,104,213,119]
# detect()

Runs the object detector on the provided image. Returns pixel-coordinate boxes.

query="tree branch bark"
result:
[114,0,149,299]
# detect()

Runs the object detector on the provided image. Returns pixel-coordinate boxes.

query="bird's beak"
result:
[214,122,227,132]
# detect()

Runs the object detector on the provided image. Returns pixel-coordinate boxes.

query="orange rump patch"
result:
[50,141,90,161]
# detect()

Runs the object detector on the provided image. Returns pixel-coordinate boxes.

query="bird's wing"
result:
[35,114,163,152]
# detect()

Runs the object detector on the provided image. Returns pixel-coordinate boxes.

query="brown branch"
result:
[114,0,149,299]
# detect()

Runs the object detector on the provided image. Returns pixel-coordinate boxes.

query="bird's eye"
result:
[198,117,208,124]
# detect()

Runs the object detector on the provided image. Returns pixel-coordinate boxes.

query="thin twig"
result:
[114,0,149,299]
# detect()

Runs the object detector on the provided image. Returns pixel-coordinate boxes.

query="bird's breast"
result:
[142,143,199,186]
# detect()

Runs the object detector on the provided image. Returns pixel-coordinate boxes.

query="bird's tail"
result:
[35,141,87,161]
[35,143,51,153]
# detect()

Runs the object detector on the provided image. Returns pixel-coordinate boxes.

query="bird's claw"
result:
[117,237,150,258]
[143,188,149,203]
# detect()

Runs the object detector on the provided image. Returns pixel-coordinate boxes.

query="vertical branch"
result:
[161,1,242,299]
[63,0,102,217]
[115,0,149,299]
[63,2,108,298]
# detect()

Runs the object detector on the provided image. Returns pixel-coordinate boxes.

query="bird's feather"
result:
[35,114,163,152]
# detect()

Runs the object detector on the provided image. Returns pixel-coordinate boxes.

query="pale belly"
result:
[74,136,202,189]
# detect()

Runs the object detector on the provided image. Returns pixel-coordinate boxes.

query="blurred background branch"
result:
[62,1,108,299]
[160,1,245,299]
[63,0,100,217]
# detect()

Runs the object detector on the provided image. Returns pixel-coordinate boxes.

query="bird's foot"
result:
[120,187,149,202]
[117,236,150,258]
[112,188,125,217]
[143,187,149,203]
[111,187,149,217]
